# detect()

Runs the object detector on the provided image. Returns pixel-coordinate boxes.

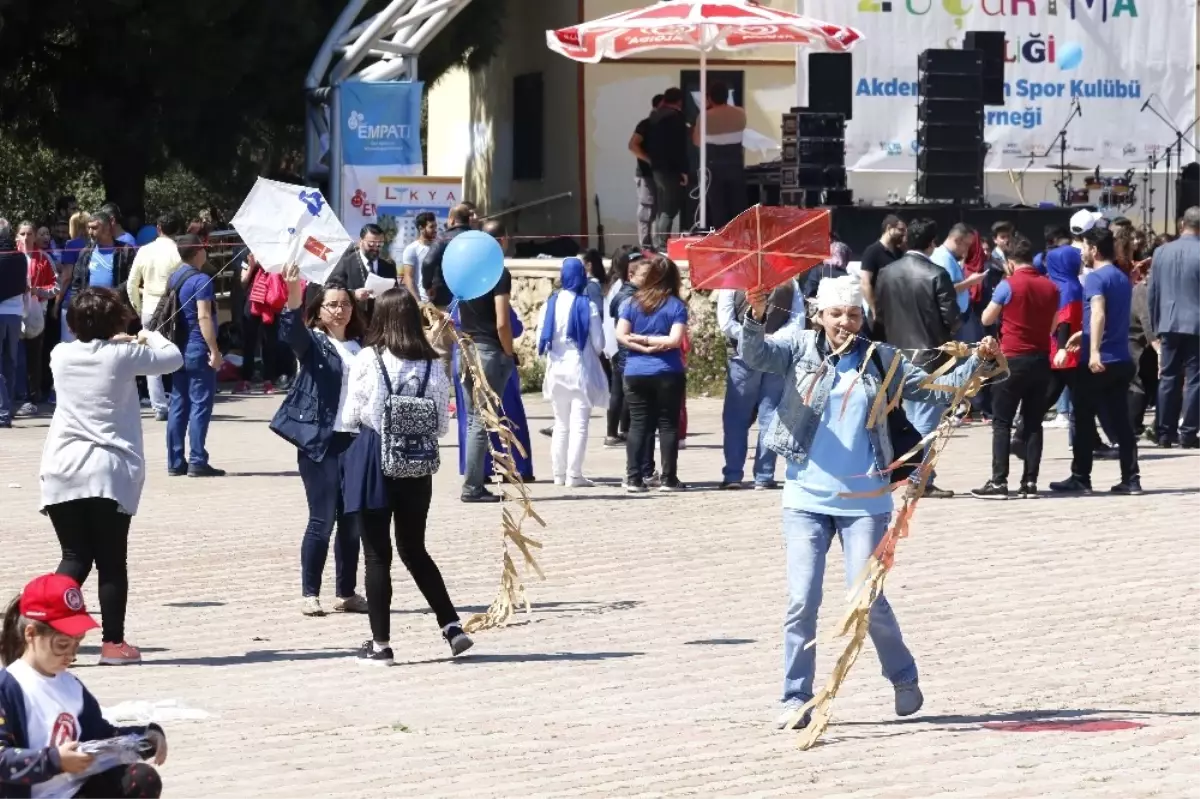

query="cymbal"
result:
[1055,164,1094,172]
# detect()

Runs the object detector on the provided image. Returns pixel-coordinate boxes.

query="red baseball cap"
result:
[19,574,99,636]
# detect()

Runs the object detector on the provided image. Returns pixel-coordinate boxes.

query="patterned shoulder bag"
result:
[374,348,440,478]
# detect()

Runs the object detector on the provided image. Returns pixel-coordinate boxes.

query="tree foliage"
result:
[0,0,505,219]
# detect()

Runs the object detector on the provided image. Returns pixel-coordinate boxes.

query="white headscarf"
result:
[813,275,863,312]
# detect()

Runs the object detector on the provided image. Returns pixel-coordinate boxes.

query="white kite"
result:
[230,177,352,283]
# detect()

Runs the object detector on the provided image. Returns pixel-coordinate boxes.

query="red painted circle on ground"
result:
[982,719,1147,733]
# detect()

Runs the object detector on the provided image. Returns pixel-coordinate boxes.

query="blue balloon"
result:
[1058,42,1084,72]
[443,230,505,301]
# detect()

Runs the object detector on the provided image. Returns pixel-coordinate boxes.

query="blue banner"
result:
[340,80,424,168]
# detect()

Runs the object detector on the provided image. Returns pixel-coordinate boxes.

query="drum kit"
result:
[1057,165,1138,210]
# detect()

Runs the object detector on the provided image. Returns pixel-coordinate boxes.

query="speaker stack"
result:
[917,48,985,202]
[779,109,852,207]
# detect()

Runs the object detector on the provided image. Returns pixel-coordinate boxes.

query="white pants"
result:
[140,294,168,413]
[549,385,593,480]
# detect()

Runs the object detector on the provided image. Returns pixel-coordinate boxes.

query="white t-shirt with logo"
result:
[4,659,85,798]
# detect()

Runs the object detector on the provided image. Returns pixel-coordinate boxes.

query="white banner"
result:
[343,172,464,262]
[806,0,1197,171]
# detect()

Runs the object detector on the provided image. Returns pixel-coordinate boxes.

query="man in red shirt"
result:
[972,234,1060,499]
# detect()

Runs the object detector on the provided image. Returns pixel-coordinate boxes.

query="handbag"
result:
[869,350,924,484]
[21,293,45,339]
[375,348,440,479]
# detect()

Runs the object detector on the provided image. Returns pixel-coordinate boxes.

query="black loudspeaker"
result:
[919,174,984,200]
[919,148,985,174]
[964,31,1006,106]
[918,48,985,202]
[808,53,853,120]
[919,48,983,75]
[918,98,985,125]
[1178,163,1200,215]
[919,72,983,100]
[918,124,983,150]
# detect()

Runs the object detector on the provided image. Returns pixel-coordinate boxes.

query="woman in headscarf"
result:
[740,275,1003,728]
[538,257,608,486]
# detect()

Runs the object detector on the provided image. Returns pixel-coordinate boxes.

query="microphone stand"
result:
[1142,100,1200,231]
[1040,99,1082,205]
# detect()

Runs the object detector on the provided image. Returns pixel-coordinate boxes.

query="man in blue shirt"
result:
[166,235,224,478]
[931,223,987,344]
[1050,227,1141,496]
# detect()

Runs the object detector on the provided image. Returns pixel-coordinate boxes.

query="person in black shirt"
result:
[644,87,690,249]
[458,219,515,504]
[859,214,907,340]
[628,94,664,248]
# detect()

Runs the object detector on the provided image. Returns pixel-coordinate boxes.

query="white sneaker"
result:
[1045,414,1070,429]
[553,476,566,486]
[301,597,325,617]
[566,476,595,488]
[775,701,811,730]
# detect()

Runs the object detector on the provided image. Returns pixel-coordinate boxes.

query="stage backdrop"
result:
[805,0,1197,171]
[339,80,426,237]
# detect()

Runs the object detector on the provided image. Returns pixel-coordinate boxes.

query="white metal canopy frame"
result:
[546,0,863,231]
[304,0,474,215]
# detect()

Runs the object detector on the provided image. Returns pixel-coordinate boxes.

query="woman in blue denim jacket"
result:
[270,266,368,618]
[740,276,1002,728]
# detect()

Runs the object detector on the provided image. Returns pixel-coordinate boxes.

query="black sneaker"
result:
[603,436,624,448]
[167,467,188,477]
[922,483,955,499]
[1111,478,1144,496]
[443,625,474,657]
[1016,482,1039,499]
[754,480,780,491]
[658,479,688,493]
[188,464,226,478]
[719,480,743,490]
[624,479,649,494]
[970,481,1009,500]
[1049,475,1093,494]
[1182,439,1200,450]
[461,488,501,504]
[356,639,394,666]
[1157,438,1176,449]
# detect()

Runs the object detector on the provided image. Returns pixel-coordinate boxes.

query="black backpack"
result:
[147,267,200,351]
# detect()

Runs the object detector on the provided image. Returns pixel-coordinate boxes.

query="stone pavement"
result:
[2,395,1199,798]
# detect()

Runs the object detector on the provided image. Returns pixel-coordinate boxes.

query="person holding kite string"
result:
[740,275,1003,729]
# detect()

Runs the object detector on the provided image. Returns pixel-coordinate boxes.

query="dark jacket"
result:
[69,241,136,300]
[269,308,357,462]
[0,669,162,799]
[326,248,397,293]
[644,106,690,177]
[1129,279,1154,365]
[1147,233,1200,336]
[609,281,638,369]
[421,224,472,307]
[874,251,962,370]
[0,235,27,305]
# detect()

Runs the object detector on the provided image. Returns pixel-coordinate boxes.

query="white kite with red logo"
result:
[231,177,354,284]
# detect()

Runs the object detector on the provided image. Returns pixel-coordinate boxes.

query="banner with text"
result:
[806,0,1196,171]
[339,80,425,246]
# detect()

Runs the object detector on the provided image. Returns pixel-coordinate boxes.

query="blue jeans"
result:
[298,432,360,598]
[0,314,21,424]
[782,509,917,704]
[721,357,783,484]
[167,358,216,470]
[462,342,515,494]
[904,396,946,483]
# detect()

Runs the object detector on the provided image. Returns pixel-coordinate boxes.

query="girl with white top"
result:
[342,288,473,665]
[40,288,183,666]
[269,265,368,618]
[0,573,169,798]
[538,258,609,486]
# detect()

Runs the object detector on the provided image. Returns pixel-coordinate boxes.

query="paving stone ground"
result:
[2,394,1199,798]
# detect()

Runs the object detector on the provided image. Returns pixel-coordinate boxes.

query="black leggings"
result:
[241,312,279,383]
[77,763,162,798]
[624,372,686,483]
[607,356,630,438]
[358,476,459,643]
[47,498,132,644]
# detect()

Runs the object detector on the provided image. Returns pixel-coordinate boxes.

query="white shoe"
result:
[1045,414,1070,429]
[333,594,369,614]
[553,476,566,486]
[677,439,688,449]
[301,597,325,617]
[566,476,595,488]
[775,701,810,730]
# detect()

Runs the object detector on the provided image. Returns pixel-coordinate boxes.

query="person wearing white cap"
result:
[739,274,1005,730]
[1069,209,1105,238]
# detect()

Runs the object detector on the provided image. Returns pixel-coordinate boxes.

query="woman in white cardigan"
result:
[40,287,183,666]
[537,257,609,487]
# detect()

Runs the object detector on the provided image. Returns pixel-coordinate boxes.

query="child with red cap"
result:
[0,574,168,798]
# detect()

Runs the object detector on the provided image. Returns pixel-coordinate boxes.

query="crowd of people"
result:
[1,182,1196,792]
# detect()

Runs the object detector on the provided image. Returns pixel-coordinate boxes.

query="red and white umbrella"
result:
[547,1,863,229]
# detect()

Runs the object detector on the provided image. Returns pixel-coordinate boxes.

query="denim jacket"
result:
[739,315,989,474]
[269,309,357,462]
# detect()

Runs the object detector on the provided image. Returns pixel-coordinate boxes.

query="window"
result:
[512,72,544,181]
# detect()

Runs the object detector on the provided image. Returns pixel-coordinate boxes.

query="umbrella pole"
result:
[699,48,708,232]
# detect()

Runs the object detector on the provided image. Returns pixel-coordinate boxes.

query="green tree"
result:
[0,0,504,215]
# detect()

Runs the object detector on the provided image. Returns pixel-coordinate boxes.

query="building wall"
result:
[426,0,583,240]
